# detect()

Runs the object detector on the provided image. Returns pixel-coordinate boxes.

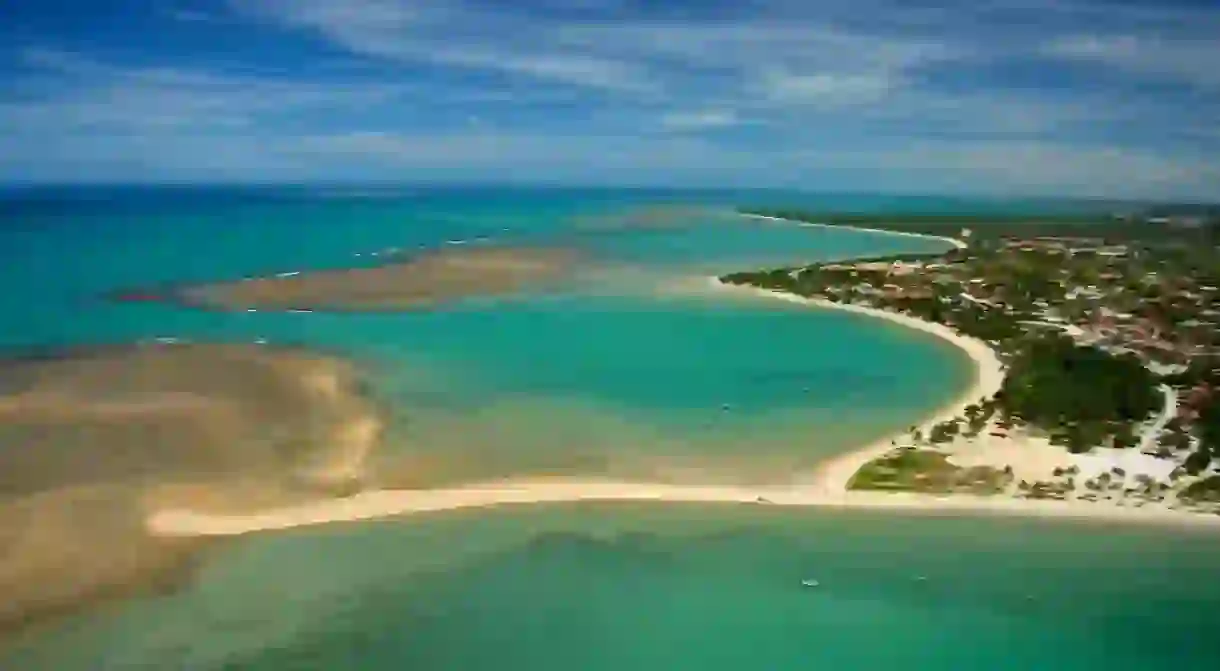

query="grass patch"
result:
[848,448,1012,495]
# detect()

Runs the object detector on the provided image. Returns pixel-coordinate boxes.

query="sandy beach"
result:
[705,278,1007,494]
[146,277,1220,538]
[740,213,969,250]
[148,475,1220,537]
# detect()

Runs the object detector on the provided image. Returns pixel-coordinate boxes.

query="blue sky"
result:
[2,0,1218,199]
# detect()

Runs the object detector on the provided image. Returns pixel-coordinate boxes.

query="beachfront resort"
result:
[724,209,1220,515]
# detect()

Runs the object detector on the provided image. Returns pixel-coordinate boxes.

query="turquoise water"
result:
[0,187,967,483]
[6,186,1207,669]
[5,504,1219,669]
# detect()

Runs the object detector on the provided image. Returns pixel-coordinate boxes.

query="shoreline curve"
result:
[147,274,1220,538]
[705,276,1005,494]
[739,213,969,250]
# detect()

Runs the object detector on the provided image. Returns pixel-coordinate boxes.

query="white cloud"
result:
[5,0,1220,197]
[1045,34,1220,89]
[659,110,740,131]
[231,1,950,99]
[5,49,414,133]
[231,0,653,93]
[3,118,1217,199]
[759,71,893,106]
[829,141,1220,199]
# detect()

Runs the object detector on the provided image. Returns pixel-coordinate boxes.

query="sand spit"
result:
[0,343,386,636]
[148,476,1220,538]
[157,246,582,312]
[740,213,968,250]
[146,279,1220,539]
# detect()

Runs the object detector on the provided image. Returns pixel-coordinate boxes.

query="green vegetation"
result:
[1179,475,1220,504]
[741,207,1220,244]
[848,448,1013,495]
[1165,360,1220,473]
[723,259,1162,452]
[729,203,1220,502]
[999,334,1161,453]
[1016,479,1074,500]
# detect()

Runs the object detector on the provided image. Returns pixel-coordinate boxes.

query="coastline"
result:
[146,276,1220,538]
[705,277,1006,494]
[739,213,969,250]
[148,476,1220,538]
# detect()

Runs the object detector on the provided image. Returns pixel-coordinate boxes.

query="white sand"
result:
[147,477,1220,537]
[740,213,968,250]
[944,431,1070,484]
[1071,448,1179,487]
[147,276,1220,538]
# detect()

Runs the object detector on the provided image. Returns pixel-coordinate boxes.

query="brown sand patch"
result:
[0,342,387,639]
[0,486,205,639]
[0,343,381,496]
[173,246,582,311]
[571,205,718,232]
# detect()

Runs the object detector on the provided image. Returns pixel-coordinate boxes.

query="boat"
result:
[801,579,820,588]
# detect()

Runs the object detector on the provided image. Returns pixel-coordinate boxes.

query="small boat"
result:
[801,579,820,588]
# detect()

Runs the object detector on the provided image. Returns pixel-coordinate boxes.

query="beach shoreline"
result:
[739,213,969,250]
[148,476,1220,538]
[705,277,1006,494]
[145,276,1220,538]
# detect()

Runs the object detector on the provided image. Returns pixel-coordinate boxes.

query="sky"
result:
[1,0,1218,199]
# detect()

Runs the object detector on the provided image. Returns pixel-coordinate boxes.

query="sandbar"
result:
[0,342,385,636]
[141,246,582,312]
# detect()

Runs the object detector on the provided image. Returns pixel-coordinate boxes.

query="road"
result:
[1138,384,1178,453]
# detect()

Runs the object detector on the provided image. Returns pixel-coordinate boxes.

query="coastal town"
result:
[723,210,1220,515]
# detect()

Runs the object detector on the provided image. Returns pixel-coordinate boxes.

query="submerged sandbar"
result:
[130,246,582,312]
[0,342,385,638]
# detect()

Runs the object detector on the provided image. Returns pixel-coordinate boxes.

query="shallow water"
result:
[0,187,967,484]
[6,186,1201,669]
[6,503,1219,669]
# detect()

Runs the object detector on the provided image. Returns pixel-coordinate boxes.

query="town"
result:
[723,211,1220,513]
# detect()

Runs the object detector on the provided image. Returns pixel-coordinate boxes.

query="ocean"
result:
[2,186,1214,669]
[7,504,1220,669]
